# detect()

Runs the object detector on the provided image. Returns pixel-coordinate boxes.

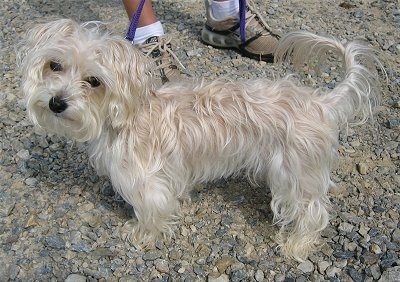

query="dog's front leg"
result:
[115,173,180,248]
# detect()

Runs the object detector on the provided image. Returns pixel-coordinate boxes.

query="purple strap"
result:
[239,0,246,43]
[126,0,147,41]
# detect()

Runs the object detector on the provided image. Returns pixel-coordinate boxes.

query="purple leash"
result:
[238,0,246,43]
[126,0,147,42]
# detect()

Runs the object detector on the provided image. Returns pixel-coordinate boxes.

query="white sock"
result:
[211,0,240,20]
[133,21,164,45]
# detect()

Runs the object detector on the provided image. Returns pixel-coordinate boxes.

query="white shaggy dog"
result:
[17,19,382,260]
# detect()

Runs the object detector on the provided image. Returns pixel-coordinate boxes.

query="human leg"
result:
[122,0,188,85]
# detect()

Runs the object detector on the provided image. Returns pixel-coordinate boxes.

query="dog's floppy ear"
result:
[97,36,152,129]
[16,19,80,67]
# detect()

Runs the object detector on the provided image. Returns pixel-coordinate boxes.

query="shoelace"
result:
[245,0,276,36]
[138,36,186,71]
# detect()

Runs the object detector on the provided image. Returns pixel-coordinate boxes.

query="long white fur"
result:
[17,19,382,261]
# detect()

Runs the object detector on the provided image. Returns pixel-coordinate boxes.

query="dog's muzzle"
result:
[49,96,68,113]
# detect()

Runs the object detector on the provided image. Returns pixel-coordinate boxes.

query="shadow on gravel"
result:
[200,177,275,226]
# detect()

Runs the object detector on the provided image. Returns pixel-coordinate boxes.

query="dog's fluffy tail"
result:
[274,31,384,126]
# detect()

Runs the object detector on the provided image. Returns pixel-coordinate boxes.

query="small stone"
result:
[326,266,341,277]
[193,265,205,277]
[119,276,137,282]
[332,251,355,259]
[91,248,113,257]
[335,259,348,269]
[142,250,162,261]
[297,260,314,273]
[24,214,38,228]
[361,253,380,264]
[0,200,15,217]
[25,177,38,186]
[186,49,201,57]
[215,256,236,273]
[359,223,370,237]
[254,269,264,282]
[181,226,190,236]
[155,259,169,273]
[339,222,354,232]
[65,274,87,282]
[353,10,364,18]
[387,119,400,129]
[392,228,400,243]
[379,266,400,282]
[370,264,382,280]
[71,241,92,253]
[176,23,186,31]
[348,267,364,282]
[346,242,358,252]
[45,235,66,249]
[208,273,229,282]
[177,267,185,274]
[356,163,368,175]
[370,243,382,254]
[380,252,398,269]
[230,269,248,282]
[317,261,331,274]
[17,149,30,160]
[8,264,20,280]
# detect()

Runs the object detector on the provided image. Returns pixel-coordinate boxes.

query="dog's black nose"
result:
[49,96,68,113]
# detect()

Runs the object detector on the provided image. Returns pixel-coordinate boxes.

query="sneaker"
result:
[137,35,190,86]
[201,0,280,62]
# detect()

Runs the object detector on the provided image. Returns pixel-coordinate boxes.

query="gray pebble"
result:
[387,119,400,129]
[155,259,169,273]
[65,274,87,282]
[229,269,248,282]
[254,269,264,282]
[177,23,186,31]
[317,261,331,274]
[379,266,400,282]
[326,266,341,277]
[333,250,355,259]
[70,241,92,253]
[392,228,400,243]
[17,149,30,160]
[208,274,229,282]
[297,260,314,273]
[353,10,364,18]
[44,235,66,249]
[348,267,364,282]
[142,250,162,261]
[24,177,38,186]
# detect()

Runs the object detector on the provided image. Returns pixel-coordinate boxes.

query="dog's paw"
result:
[119,218,175,249]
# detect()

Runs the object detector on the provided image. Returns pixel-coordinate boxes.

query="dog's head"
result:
[17,19,152,142]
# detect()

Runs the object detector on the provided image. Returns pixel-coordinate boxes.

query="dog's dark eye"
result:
[49,61,62,72]
[85,76,101,88]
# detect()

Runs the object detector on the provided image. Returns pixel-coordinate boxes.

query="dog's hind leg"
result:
[268,148,332,261]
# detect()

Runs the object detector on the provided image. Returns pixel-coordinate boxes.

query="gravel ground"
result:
[1,0,400,281]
